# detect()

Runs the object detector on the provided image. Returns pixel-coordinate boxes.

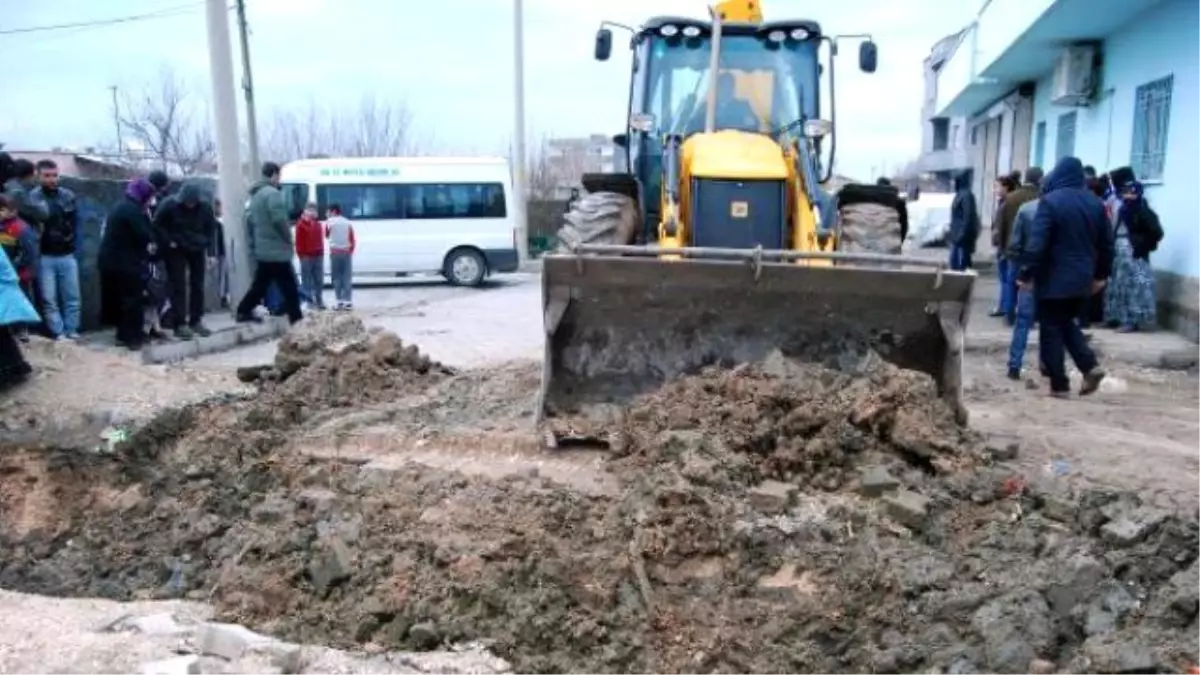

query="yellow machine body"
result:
[539,1,976,442]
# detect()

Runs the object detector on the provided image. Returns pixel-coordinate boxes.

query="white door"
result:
[316,183,409,274]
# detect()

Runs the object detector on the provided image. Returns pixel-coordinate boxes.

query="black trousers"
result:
[1037,296,1099,393]
[0,326,33,388]
[165,248,207,327]
[109,270,146,345]
[237,261,303,324]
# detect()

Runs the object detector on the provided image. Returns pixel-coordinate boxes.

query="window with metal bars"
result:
[1131,74,1173,182]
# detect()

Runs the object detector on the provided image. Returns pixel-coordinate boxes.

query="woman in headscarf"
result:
[99,177,159,350]
[1103,180,1163,332]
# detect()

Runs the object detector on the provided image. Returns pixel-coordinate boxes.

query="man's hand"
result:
[1091,279,1107,295]
[1017,278,1033,290]
[147,242,158,255]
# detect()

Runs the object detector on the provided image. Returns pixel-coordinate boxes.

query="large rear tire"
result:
[554,190,641,252]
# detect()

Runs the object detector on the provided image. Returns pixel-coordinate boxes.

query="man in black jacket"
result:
[153,180,218,338]
[32,160,81,340]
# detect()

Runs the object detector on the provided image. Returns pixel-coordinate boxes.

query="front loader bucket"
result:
[538,246,976,442]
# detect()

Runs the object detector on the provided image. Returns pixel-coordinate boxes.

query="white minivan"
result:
[279,156,520,286]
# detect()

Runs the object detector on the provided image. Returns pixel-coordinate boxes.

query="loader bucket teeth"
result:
[537,248,976,444]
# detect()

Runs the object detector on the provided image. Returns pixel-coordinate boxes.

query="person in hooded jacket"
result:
[153,180,219,338]
[947,171,979,270]
[1103,179,1163,332]
[1017,157,1112,398]
[99,178,159,350]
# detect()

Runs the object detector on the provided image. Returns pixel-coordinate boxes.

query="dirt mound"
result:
[615,357,980,490]
[1,349,1197,674]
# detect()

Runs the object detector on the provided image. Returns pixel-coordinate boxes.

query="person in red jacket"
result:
[294,202,326,310]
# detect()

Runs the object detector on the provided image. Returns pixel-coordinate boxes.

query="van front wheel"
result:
[444,248,487,287]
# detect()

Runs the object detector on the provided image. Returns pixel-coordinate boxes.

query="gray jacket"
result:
[1005,197,1040,262]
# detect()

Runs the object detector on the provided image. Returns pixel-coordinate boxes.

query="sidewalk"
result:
[965,274,1198,370]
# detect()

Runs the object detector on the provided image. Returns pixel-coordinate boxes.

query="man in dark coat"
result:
[153,180,218,338]
[1017,156,1113,397]
[947,171,979,270]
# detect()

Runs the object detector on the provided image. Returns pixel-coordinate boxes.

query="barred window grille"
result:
[1131,75,1173,182]
[1034,121,1046,167]
[1055,112,1077,162]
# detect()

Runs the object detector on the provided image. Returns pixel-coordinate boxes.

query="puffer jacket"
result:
[1018,157,1114,299]
[246,180,292,263]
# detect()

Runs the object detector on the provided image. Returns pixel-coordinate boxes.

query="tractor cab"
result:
[596,15,876,242]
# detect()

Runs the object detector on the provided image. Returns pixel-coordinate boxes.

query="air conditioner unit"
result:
[1050,45,1098,107]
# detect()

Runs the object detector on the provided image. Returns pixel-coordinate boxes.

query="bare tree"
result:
[260,96,421,163]
[119,67,216,175]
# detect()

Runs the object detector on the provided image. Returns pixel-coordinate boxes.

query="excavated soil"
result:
[1,317,1197,674]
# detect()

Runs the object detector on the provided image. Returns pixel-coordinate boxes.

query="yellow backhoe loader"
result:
[539,0,976,442]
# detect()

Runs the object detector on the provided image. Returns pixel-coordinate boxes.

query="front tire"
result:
[444,248,487,287]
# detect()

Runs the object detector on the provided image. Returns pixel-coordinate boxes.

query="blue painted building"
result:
[934,0,1198,337]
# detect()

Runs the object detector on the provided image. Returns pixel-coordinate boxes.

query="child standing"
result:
[0,195,41,342]
[294,202,325,310]
[324,204,355,310]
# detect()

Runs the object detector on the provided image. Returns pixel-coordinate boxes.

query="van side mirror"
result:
[859,40,878,73]
[612,133,629,149]
[595,28,613,61]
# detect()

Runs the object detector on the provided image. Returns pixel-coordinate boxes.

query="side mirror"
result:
[595,28,613,61]
[612,133,629,149]
[859,40,878,73]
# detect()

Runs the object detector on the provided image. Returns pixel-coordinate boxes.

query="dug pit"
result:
[1,316,1197,674]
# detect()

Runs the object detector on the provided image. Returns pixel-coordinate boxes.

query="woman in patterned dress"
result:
[1103,180,1164,332]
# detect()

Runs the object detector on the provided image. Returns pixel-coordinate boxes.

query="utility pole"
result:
[205,0,250,303]
[109,86,123,158]
[234,0,261,173]
[511,0,529,263]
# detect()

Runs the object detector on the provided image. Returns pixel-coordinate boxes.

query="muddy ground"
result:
[1,314,1198,673]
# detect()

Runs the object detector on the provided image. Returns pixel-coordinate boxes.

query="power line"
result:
[0,2,212,37]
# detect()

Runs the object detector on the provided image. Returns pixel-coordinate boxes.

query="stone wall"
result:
[528,199,567,239]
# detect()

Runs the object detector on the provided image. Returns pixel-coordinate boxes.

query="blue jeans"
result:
[996,258,1017,318]
[1007,288,1036,372]
[330,252,353,304]
[950,245,972,271]
[299,256,325,309]
[39,254,81,336]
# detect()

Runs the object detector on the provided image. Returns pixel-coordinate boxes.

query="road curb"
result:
[141,317,290,365]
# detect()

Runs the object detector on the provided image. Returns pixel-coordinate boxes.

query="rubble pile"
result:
[0,340,1196,673]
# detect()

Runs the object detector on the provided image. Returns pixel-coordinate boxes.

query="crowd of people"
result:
[0,158,357,387]
[984,157,1163,397]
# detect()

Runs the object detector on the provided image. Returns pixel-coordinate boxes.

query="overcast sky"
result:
[1,0,972,180]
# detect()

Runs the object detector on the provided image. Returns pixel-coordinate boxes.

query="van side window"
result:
[315,184,403,219]
[314,182,507,220]
[280,183,310,221]
[398,182,506,219]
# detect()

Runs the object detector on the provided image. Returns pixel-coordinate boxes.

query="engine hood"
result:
[683,130,788,181]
